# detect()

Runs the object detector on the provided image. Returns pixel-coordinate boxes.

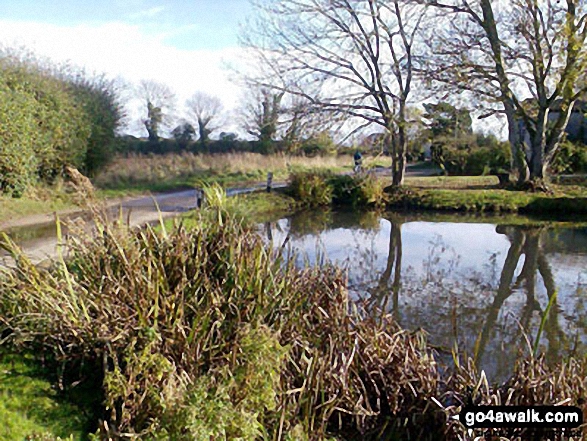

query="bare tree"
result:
[420,0,587,186]
[240,88,284,144]
[185,92,224,145]
[136,80,176,141]
[243,0,427,186]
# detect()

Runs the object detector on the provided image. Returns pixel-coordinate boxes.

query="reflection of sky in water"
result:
[267,215,587,384]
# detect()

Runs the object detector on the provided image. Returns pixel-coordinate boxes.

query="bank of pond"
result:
[288,170,587,216]
[1,191,587,440]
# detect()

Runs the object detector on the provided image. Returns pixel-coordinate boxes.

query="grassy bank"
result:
[0,352,88,440]
[0,185,80,226]
[287,170,587,215]
[1,190,586,440]
[93,152,355,194]
[390,184,587,215]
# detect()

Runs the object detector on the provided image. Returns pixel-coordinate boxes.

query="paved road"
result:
[0,164,438,265]
[0,183,287,265]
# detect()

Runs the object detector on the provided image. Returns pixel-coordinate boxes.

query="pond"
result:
[262,210,587,384]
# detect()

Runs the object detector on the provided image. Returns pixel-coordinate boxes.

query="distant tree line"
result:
[0,49,124,197]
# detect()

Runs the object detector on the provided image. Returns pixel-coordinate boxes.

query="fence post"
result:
[195,189,203,208]
[267,172,273,193]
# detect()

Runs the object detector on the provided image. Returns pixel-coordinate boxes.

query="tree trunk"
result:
[504,107,530,184]
[391,105,407,187]
[475,227,525,362]
[529,145,546,181]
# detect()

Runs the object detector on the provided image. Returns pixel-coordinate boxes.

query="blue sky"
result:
[0,0,251,50]
[0,1,254,134]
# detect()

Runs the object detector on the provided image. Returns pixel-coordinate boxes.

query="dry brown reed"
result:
[94,152,352,189]
[0,195,442,439]
[1,190,586,440]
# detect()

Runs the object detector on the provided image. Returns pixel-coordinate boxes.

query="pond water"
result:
[262,210,587,384]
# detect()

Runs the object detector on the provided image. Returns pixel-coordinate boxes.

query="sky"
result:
[0,0,253,135]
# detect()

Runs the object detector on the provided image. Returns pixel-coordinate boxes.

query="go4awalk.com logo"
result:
[458,406,583,429]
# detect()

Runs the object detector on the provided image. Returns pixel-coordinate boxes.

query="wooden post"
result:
[266,172,273,193]
[195,189,203,208]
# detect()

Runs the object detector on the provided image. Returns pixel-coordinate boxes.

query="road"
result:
[0,163,439,265]
[0,183,286,266]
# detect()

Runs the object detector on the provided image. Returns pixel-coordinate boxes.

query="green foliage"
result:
[434,135,511,176]
[549,140,587,174]
[160,325,287,440]
[171,123,196,150]
[289,170,334,207]
[0,70,39,196]
[299,132,337,156]
[289,171,388,208]
[0,48,123,195]
[330,173,388,208]
[0,352,86,440]
[423,102,472,139]
[66,74,125,176]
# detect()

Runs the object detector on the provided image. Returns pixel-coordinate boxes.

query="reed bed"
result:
[1,189,586,440]
[0,193,442,439]
[289,171,388,208]
[94,152,352,190]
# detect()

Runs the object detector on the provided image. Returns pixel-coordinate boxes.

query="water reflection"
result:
[265,211,587,383]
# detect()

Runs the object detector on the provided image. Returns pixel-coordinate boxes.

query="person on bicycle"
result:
[353,150,363,173]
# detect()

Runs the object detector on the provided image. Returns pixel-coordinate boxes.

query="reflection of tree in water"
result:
[269,211,586,382]
[285,209,381,239]
[474,227,565,371]
[365,221,576,383]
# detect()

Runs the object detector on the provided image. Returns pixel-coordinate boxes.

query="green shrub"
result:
[330,173,388,208]
[289,170,333,207]
[432,135,511,176]
[0,48,123,195]
[0,73,38,196]
[550,140,587,174]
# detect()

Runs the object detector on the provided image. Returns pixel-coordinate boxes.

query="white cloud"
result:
[130,6,166,19]
[0,19,246,135]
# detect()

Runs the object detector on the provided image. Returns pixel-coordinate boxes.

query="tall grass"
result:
[94,152,352,190]
[0,195,441,439]
[1,191,586,439]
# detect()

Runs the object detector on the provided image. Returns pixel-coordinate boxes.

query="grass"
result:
[383,175,587,215]
[0,352,87,440]
[405,175,499,188]
[0,184,79,225]
[93,152,354,193]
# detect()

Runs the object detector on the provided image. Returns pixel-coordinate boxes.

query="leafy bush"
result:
[330,173,388,208]
[430,133,511,176]
[0,72,39,196]
[289,171,388,209]
[289,170,333,207]
[0,48,123,195]
[441,144,511,176]
[299,132,337,157]
[550,140,587,174]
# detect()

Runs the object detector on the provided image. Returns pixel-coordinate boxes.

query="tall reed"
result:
[0,193,441,439]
